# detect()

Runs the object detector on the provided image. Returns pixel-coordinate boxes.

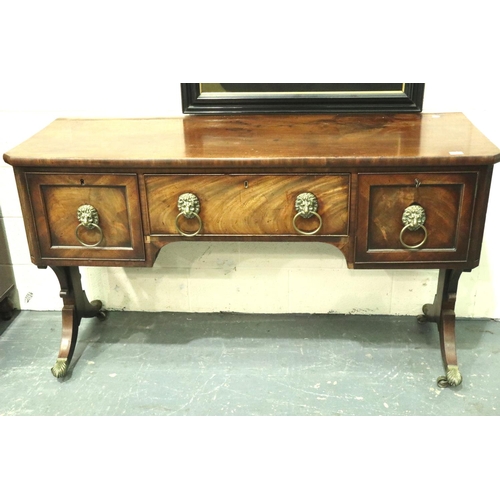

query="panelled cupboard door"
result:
[26,173,145,262]
[355,172,477,264]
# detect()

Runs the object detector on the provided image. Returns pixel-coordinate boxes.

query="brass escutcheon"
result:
[293,192,323,236]
[75,204,104,247]
[175,193,202,237]
[400,204,428,250]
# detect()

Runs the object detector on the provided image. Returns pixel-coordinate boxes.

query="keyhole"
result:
[80,179,85,186]
[244,181,249,189]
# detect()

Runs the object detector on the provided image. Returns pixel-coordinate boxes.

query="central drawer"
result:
[144,175,349,237]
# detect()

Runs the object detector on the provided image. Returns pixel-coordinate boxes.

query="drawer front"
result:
[356,172,477,264]
[145,175,350,237]
[26,173,145,261]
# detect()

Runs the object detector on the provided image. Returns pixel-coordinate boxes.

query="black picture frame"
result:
[181,83,425,115]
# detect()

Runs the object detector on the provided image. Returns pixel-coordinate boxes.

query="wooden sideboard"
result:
[4,113,500,386]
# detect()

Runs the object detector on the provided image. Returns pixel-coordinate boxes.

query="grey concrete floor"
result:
[1,310,499,416]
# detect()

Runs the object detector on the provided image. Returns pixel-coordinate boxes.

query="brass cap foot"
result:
[51,358,68,378]
[437,365,462,388]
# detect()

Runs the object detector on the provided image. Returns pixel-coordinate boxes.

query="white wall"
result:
[1,6,499,318]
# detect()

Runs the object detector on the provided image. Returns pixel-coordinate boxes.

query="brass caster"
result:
[96,309,107,321]
[437,365,462,388]
[51,358,68,378]
[418,303,435,324]
[90,300,107,321]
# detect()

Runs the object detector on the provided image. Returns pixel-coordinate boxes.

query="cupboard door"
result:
[26,173,145,262]
[356,172,477,264]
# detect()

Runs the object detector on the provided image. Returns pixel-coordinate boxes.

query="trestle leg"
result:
[49,266,106,378]
[419,268,466,388]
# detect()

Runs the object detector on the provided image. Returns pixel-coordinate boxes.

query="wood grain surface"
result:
[4,113,500,169]
[356,173,477,263]
[145,175,349,236]
[25,173,145,261]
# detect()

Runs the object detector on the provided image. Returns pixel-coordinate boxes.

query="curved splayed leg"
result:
[419,269,466,388]
[49,266,105,378]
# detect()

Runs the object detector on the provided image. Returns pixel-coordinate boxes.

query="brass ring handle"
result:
[75,204,104,247]
[175,212,203,237]
[400,204,428,250]
[293,192,322,236]
[400,224,428,249]
[176,193,202,237]
[75,222,104,247]
[293,211,323,236]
